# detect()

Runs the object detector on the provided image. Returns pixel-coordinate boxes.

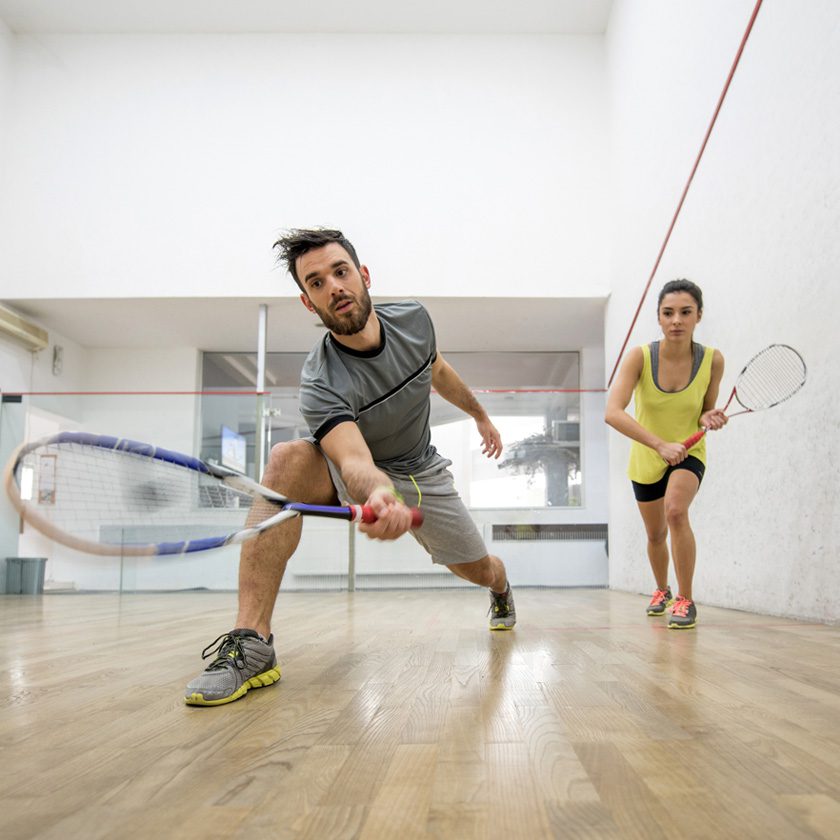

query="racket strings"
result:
[16,442,253,546]
[735,345,806,410]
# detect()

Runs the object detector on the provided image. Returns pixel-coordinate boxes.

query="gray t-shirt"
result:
[299,300,439,474]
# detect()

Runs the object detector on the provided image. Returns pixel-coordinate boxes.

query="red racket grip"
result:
[682,429,707,449]
[359,505,424,528]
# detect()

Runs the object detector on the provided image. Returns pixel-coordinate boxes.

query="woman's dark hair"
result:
[273,228,361,291]
[657,278,703,312]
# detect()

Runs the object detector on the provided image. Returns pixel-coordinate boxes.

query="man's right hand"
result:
[358,486,414,540]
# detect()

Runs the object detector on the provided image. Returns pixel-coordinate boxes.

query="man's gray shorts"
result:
[324,452,489,566]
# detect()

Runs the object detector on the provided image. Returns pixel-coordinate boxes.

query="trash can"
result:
[5,557,47,594]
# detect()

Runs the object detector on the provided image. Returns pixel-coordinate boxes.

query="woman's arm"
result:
[699,349,728,430]
[604,346,687,465]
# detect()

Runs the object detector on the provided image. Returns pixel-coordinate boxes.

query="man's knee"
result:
[263,439,335,502]
[266,439,315,472]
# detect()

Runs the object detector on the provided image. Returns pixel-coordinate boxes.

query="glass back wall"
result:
[201,351,582,508]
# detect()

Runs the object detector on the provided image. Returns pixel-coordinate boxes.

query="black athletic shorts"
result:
[631,455,705,503]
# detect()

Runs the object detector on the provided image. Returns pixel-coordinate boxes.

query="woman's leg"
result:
[663,469,701,601]
[636,497,669,590]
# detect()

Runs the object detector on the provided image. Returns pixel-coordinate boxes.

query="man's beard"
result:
[312,288,373,336]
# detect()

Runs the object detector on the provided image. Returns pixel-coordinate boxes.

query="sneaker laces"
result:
[487,586,512,618]
[649,588,669,605]
[200,632,251,672]
[671,597,692,617]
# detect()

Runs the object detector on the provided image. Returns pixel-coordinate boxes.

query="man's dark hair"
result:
[273,228,361,291]
[657,278,703,312]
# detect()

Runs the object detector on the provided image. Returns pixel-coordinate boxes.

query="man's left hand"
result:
[477,418,503,459]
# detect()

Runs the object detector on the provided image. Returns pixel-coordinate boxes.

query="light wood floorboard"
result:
[0,588,839,839]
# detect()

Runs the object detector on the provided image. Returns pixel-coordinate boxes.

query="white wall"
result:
[0,16,11,163]
[605,0,840,622]
[78,347,201,451]
[0,327,85,420]
[0,33,608,301]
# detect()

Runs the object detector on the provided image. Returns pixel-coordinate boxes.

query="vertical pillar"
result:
[255,305,268,480]
[0,395,25,593]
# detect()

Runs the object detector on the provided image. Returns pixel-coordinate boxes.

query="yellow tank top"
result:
[628,342,714,484]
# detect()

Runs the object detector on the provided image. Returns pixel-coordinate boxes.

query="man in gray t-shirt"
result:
[185,228,516,707]
[299,298,438,474]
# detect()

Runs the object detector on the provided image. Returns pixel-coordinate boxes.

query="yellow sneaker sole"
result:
[184,666,281,706]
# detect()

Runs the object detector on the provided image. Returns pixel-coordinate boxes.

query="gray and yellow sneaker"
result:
[185,628,281,706]
[488,583,516,631]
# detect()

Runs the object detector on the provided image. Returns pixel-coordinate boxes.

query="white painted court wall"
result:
[605,0,839,623]
[0,33,608,301]
[0,16,10,157]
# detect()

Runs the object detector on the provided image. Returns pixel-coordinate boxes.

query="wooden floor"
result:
[1,589,839,840]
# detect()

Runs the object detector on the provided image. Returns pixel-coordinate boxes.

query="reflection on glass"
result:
[19,465,35,501]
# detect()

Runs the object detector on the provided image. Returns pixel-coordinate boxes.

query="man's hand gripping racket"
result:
[682,344,806,450]
[3,432,423,557]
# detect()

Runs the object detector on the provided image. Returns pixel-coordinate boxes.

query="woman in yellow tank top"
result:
[606,280,727,629]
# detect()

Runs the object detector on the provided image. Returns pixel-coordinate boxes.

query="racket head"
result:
[733,344,806,412]
[3,432,283,556]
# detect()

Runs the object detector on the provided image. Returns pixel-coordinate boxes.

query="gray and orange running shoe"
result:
[646,586,674,616]
[185,628,280,706]
[668,596,697,629]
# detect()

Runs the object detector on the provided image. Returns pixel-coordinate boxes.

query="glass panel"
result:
[429,351,581,508]
[200,350,583,509]
[4,378,604,593]
[9,391,275,593]
[430,390,582,508]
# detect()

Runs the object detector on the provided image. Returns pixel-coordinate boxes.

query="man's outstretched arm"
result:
[431,352,502,459]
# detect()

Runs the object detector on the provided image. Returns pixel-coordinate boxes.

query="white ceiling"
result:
[0,0,612,35]
[6,296,606,354]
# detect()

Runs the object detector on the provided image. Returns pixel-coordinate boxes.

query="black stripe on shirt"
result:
[358,350,435,415]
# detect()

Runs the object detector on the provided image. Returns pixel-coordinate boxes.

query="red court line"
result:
[472,388,607,394]
[607,0,765,388]
[4,388,607,396]
[1,390,269,396]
